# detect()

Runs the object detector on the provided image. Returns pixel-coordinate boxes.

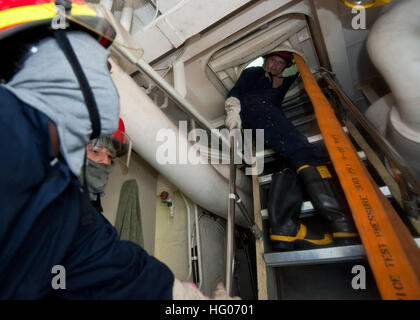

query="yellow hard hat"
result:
[0,0,116,46]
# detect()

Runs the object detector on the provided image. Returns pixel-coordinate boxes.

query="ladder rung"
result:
[264,238,420,267]
[256,126,353,160]
[258,150,368,186]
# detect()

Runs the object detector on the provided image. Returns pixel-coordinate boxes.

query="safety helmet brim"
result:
[0,1,116,47]
[264,51,294,68]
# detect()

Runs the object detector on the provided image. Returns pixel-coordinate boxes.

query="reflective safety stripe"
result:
[0,0,85,10]
[296,164,310,174]
[270,224,333,245]
[270,224,307,242]
[0,3,96,31]
[316,165,332,179]
[306,232,333,245]
[333,232,359,238]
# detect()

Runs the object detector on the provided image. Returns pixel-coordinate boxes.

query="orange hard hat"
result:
[264,50,294,68]
[0,0,116,82]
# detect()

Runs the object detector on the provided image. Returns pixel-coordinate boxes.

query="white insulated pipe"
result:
[112,44,231,150]
[99,0,114,12]
[368,0,420,134]
[367,0,420,175]
[111,61,251,227]
[173,60,187,98]
[120,0,134,33]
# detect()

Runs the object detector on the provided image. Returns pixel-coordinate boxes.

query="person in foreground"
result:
[0,0,236,300]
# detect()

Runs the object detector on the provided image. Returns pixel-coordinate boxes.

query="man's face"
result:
[86,144,115,166]
[265,55,288,76]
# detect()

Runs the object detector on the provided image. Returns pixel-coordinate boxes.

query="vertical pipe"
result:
[100,0,114,11]
[225,134,236,295]
[120,0,134,32]
[173,60,187,98]
[194,204,203,289]
[181,193,192,281]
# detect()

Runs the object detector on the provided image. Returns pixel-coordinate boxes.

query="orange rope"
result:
[294,54,420,299]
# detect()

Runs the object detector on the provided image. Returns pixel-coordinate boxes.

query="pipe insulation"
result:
[99,0,113,11]
[110,61,252,227]
[120,0,135,32]
[367,0,420,175]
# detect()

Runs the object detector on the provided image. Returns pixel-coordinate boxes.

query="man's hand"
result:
[172,278,209,300]
[212,282,241,300]
[224,97,242,130]
[172,279,241,300]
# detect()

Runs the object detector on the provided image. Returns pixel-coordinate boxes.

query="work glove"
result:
[172,278,241,300]
[212,282,241,300]
[224,96,242,130]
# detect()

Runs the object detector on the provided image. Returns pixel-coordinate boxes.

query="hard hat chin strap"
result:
[53,29,101,140]
[53,29,102,197]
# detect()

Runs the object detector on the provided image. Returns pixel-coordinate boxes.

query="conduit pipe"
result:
[193,204,203,289]
[367,0,420,176]
[96,4,143,75]
[112,42,250,190]
[225,134,236,296]
[99,0,113,11]
[173,60,187,98]
[120,0,134,32]
[112,44,231,149]
[181,193,193,281]
[110,61,251,228]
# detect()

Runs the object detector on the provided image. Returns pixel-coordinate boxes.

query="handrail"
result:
[322,73,420,198]
[234,192,263,239]
[225,134,236,295]
[295,54,420,299]
[112,44,231,149]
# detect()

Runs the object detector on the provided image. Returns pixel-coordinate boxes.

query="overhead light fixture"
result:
[341,0,391,9]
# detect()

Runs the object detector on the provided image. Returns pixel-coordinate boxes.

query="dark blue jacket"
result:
[226,67,323,169]
[0,86,174,299]
[228,67,298,107]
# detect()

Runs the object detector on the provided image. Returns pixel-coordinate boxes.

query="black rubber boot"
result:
[267,169,333,251]
[297,165,359,245]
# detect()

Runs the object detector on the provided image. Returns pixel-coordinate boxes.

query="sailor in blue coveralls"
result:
[224,50,358,251]
[0,30,176,300]
[225,51,322,171]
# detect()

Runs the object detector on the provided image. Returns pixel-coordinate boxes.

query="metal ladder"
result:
[250,72,420,299]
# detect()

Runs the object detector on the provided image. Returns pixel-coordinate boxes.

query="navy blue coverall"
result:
[0,86,174,299]
[227,67,323,170]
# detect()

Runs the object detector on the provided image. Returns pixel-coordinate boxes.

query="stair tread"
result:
[264,238,420,267]
[259,185,391,219]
